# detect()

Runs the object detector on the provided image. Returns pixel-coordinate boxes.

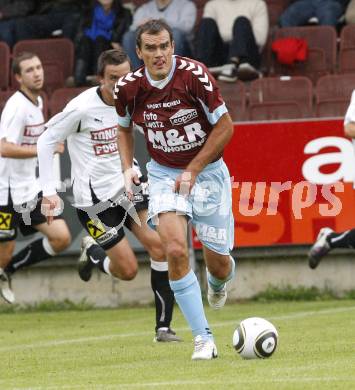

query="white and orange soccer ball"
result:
[232,317,278,359]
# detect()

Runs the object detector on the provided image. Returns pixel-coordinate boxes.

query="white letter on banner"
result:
[302,137,355,184]
[292,181,317,219]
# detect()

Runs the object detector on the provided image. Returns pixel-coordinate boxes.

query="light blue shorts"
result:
[147,158,234,255]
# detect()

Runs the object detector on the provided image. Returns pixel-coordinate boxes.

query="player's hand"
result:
[55,143,65,154]
[174,171,196,195]
[123,167,140,200]
[41,194,63,225]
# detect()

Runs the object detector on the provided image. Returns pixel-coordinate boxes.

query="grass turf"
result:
[0,300,355,389]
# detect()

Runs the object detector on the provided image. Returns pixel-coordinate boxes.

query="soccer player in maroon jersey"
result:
[114,19,237,360]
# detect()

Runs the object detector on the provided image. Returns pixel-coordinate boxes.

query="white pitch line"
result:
[1,305,355,353]
[9,376,355,390]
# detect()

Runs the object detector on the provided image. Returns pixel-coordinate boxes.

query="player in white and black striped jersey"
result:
[0,52,71,304]
[37,49,180,342]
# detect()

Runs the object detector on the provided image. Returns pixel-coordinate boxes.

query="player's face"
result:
[16,56,44,91]
[100,60,131,105]
[137,30,174,80]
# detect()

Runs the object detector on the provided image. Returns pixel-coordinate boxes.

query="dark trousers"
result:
[74,35,111,86]
[0,19,17,47]
[16,12,80,41]
[195,16,261,68]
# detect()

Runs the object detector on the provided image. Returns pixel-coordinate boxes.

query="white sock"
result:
[42,237,56,256]
[103,257,112,275]
[150,258,168,272]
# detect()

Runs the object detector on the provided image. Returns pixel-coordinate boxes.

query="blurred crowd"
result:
[1,0,355,86]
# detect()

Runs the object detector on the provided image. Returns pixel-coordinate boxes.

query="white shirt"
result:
[0,91,45,205]
[38,87,140,208]
[203,0,269,48]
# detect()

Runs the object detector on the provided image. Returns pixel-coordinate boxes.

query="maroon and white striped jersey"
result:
[114,55,228,168]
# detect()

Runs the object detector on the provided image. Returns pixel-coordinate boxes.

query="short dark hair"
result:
[136,19,174,49]
[97,49,130,77]
[12,52,40,75]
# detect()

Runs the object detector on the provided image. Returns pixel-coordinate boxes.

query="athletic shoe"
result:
[78,236,97,282]
[206,269,227,310]
[154,328,183,342]
[308,227,333,269]
[217,63,237,83]
[0,268,15,304]
[236,63,260,81]
[208,65,225,74]
[191,335,218,360]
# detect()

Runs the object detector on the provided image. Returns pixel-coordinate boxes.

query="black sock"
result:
[151,267,174,332]
[5,238,53,275]
[327,229,355,249]
[86,244,108,274]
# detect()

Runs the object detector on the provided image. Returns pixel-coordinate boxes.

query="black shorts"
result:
[76,178,149,250]
[0,192,61,242]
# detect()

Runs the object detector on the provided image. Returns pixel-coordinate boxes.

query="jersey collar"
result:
[145,55,176,90]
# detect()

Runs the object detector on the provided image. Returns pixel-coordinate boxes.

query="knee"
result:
[165,240,187,261]
[233,16,251,32]
[119,264,138,281]
[147,244,165,262]
[199,17,218,32]
[49,231,71,253]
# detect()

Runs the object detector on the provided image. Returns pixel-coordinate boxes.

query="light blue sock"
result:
[169,269,212,339]
[208,256,236,292]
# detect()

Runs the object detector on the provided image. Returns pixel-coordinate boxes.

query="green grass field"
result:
[1,300,355,390]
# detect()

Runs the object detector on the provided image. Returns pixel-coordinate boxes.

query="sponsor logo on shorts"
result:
[0,229,15,239]
[96,227,118,245]
[133,193,144,203]
[86,219,105,239]
[0,212,12,230]
[169,109,198,126]
[195,223,227,245]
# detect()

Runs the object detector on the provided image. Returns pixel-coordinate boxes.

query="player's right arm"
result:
[37,109,81,223]
[114,80,140,198]
[118,125,140,199]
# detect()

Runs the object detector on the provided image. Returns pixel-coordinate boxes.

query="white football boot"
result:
[191,335,218,360]
[308,227,333,269]
[206,268,227,310]
[0,268,15,304]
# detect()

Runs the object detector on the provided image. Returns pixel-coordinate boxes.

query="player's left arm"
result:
[189,111,233,170]
[174,61,234,193]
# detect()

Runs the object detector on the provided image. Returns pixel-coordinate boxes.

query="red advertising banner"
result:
[194,119,355,248]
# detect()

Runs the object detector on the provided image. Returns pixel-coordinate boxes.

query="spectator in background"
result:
[345,0,355,23]
[0,1,35,47]
[279,0,349,27]
[195,0,268,82]
[122,0,196,69]
[74,0,132,86]
[15,0,82,42]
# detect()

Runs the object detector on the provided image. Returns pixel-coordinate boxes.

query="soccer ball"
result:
[232,317,278,359]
